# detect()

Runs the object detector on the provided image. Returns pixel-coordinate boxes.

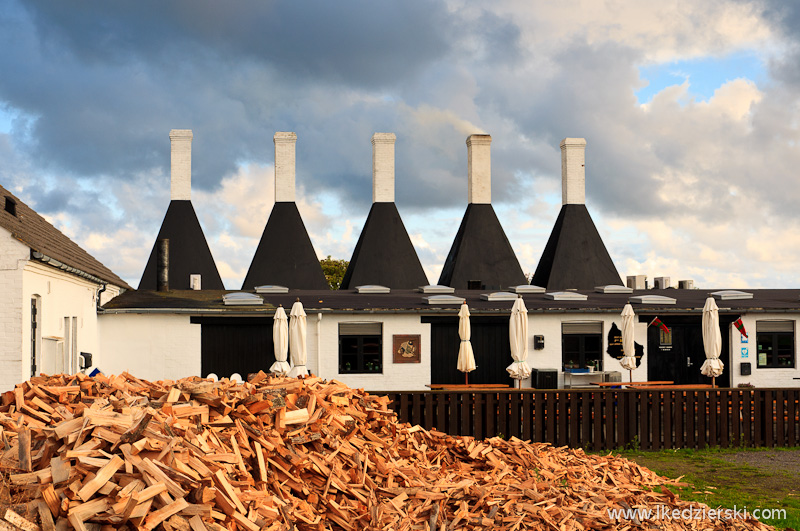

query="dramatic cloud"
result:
[2,0,800,289]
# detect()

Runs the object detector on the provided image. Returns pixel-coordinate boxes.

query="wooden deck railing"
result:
[375,388,800,450]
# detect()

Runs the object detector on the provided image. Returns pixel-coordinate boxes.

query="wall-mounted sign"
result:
[741,347,749,359]
[393,335,421,364]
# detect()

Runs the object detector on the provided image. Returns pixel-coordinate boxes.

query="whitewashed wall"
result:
[527,313,648,387]
[98,314,201,382]
[0,225,122,392]
[0,228,27,392]
[313,313,431,391]
[728,314,800,388]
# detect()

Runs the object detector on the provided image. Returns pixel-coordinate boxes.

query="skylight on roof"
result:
[510,285,545,294]
[480,292,519,301]
[255,285,289,294]
[595,285,633,294]
[710,290,753,300]
[418,285,455,294]
[629,294,676,305]
[223,292,264,306]
[545,291,588,301]
[356,285,390,294]
[423,294,465,305]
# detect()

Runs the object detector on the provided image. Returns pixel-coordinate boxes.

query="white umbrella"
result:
[270,305,291,376]
[288,300,308,378]
[701,296,723,386]
[507,296,531,388]
[456,302,476,384]
[620,303,637,382]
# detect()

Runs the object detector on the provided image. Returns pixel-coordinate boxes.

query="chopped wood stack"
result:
[0,372,774,531]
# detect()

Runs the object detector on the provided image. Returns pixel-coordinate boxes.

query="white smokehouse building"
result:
[95,130,800,390]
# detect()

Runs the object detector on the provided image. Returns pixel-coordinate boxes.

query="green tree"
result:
[320,256,349,290]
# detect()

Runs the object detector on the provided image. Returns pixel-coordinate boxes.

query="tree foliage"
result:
[320,256,349,290]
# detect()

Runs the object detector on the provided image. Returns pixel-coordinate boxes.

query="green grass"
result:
[608,446,800,530]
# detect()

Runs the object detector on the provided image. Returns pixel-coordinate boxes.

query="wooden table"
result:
[626,383,712,389]
[591,380,673,388]
[425,384,510,390]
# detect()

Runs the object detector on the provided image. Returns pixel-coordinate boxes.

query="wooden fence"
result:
[378,388,800,451]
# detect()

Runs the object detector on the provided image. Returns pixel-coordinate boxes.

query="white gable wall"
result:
[21,261,118,384]
[98,313,200,382]
[0,227,28,392]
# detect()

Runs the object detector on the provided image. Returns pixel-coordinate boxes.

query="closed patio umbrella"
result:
[288,299,308,378]
[457,301,476,384]
[701,296,723,387]
[620,303,637,382]
[270,305,291,376]
[507,296,531,388]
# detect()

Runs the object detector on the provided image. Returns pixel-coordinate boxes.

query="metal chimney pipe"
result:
[157,238,169,291]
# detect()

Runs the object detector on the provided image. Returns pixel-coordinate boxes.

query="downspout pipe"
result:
[316,313,322,377]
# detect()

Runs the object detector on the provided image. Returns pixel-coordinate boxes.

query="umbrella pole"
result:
[465,373,468,385]
[712,376,716,388]
[629,369,632,383]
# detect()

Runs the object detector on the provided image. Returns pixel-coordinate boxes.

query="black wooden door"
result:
[646,316,732,386]
[425,316,514,385]
[192,317,276,380]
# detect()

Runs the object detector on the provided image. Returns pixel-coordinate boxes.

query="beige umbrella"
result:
[620,303,637,382]
[507,296,531,388]
[288,299,308,378]
[701,296,723,387]
[457,301,476,384]
[270,305,290,376]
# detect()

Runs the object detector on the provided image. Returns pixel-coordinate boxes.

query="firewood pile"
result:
[0,372,774,531]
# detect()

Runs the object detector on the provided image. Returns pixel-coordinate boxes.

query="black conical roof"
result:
[242,202,328,290]
[139,200,224,290]
[531,203,621,290]
[340,202,428,289]
[438,203,526,290]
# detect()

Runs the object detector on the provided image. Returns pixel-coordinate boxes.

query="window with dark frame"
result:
[339,322,382,374]
[756,321,795,369]
[562,322,603,371]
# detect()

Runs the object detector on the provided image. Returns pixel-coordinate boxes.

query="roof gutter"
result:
[32,251,108,285]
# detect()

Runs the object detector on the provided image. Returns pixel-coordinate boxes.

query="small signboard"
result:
[393,335,421,363]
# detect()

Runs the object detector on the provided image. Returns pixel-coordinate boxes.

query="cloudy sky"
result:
[2,1,799,289]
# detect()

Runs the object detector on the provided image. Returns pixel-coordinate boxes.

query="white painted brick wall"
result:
[561,138,586,205]
[274,132,297,203]
[467,135,491,204]
[728,315,800,388]
[0,228,27,392]
[372,133,395,203]
[170,129,193,201]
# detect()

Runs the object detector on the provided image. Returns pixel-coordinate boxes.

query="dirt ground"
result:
[715,449,800,480]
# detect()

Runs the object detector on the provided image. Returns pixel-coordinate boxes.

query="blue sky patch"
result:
[636,52,765,105]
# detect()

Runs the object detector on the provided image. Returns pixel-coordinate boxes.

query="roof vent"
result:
[223,292,264,306]
[626,275,646,290]
[678,280,695,289]
[510,284,545,294]
[629,294,676,305]
[711,290,753,301]
[355,285,390,294]
[545,291,588,301]
[423,294,465,305]
[480,291,519,301]
[255,285,290,294]
[419,285,455,294]
[595,285,633,294]
[654,277,670,289]
[4,196,16,217]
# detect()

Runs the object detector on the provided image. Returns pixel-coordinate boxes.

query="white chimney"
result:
[467,134,491,204]
[372,133,395,203]
[169,129,193,201]
[560,137,586,205]
[274,132,297,203]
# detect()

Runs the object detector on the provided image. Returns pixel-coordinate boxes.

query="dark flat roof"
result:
[101,288,800,316]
